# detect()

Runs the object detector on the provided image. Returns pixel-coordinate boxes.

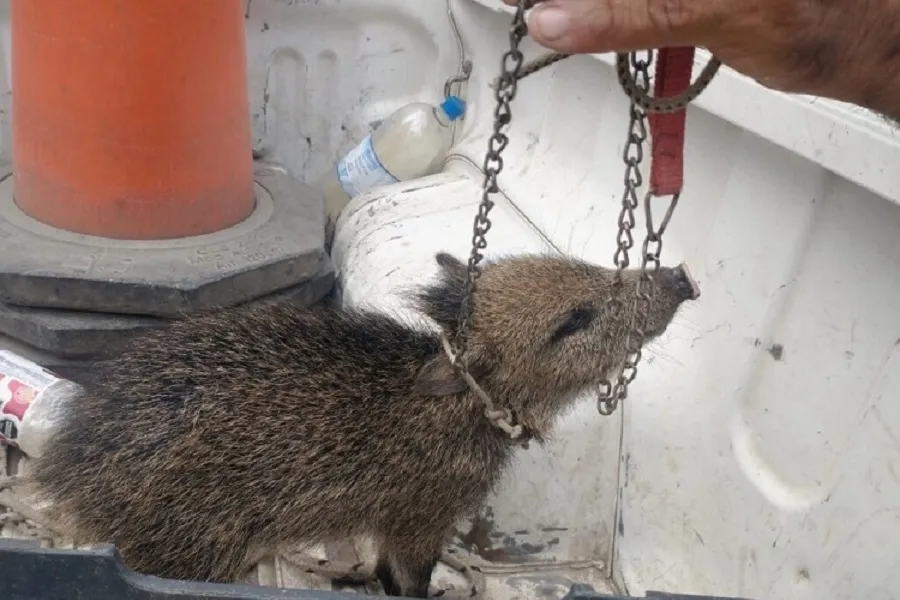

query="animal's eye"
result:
[550,307,596,343]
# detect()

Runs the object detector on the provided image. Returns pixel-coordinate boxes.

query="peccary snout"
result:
[659,262,701,302]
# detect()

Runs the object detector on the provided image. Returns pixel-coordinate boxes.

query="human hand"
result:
[502,0,900,120]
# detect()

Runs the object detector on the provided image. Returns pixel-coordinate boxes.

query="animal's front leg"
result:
[375,535,443,598]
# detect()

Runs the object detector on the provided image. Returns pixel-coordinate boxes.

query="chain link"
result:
[596,52,658,417]
[445,0,531,438]
[594,53,686,416]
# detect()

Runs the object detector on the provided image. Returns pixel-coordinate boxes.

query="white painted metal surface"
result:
[2,0,900,598]
[319,1,900,598]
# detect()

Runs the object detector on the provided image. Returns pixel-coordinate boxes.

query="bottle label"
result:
[336,135,399,200]
[0,350,59,446]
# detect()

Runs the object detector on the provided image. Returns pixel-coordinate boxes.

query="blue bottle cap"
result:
[440,96,466,121]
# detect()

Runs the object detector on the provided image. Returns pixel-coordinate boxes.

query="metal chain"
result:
[616,53,721,114]
[444,0,531,438]
[595,52,682,416]
[506,51,719,114]
[453,0,705,423]
[490,51,569,90]
[595,51,652,416]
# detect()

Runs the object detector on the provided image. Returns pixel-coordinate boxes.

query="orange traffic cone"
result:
[11,0,254,240]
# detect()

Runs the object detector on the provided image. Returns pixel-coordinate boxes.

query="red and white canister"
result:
[0,350,81,458]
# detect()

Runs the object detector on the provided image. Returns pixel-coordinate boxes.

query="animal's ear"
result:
[435,252,467,279]
[413,353,468,397]
[414,253,469,334]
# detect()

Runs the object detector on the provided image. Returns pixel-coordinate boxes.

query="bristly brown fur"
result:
[31,251,694,597]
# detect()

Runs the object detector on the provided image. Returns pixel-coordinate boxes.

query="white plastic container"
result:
[317,95,466,246]
[0,350,81,458]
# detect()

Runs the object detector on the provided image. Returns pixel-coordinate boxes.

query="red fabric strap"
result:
[648,47,695,197]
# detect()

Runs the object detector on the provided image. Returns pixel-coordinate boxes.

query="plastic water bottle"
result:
[318,95,467,248]
[0,350,82,458]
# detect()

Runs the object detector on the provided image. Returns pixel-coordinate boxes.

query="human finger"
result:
[507,0,721,54]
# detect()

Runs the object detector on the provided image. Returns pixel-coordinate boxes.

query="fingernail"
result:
[531,6,570,41]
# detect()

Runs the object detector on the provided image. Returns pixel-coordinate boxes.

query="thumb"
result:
[527,0,711,54]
